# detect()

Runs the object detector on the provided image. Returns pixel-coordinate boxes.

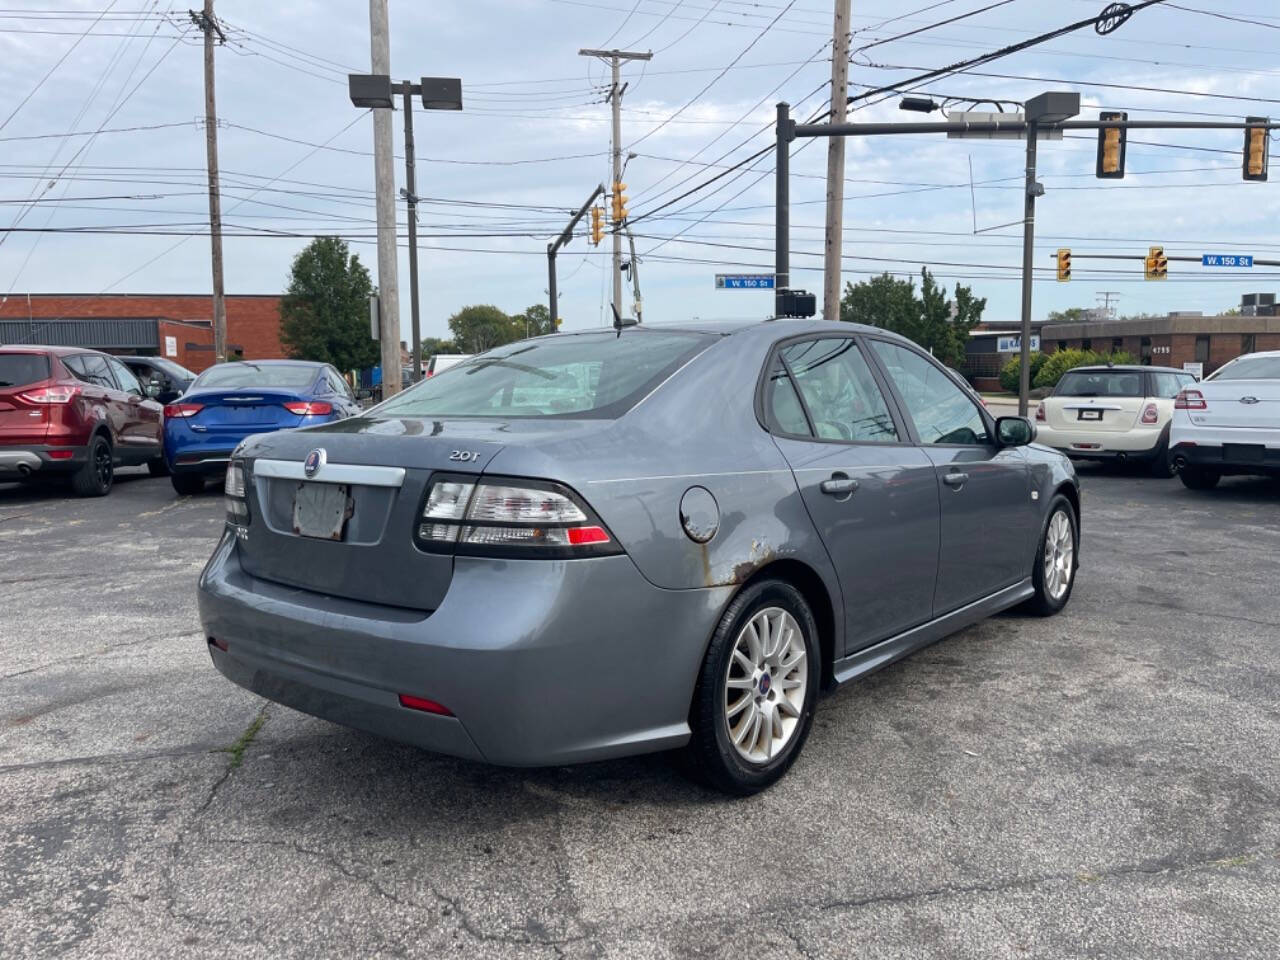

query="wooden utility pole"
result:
[194,0,227,362]
[822,0,851,323]
[370,0,402,397]
[579,48,651,317]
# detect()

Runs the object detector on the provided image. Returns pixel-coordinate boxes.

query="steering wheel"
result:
[815,419,853,441]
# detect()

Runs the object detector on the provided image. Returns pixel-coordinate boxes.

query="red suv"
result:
[0,345,165,496]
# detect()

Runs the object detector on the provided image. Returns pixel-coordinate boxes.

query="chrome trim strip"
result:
[1061,403,1124,411]
[253,458,406,488]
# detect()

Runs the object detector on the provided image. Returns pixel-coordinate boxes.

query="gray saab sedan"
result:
[199,321,1079,794]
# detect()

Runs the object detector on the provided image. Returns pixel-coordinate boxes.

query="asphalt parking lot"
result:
[1,465,1278,959]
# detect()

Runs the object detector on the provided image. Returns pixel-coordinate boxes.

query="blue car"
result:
[165,360,360,495]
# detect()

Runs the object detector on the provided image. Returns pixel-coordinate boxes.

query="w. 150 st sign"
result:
[715,274,775,289]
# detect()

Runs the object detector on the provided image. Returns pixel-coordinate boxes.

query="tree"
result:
[279,237,377,372]
[420,336,458,360]
[447,304,521,354]
[1046,307,1090,323]
[839,268,985,368]
[516,303,555,338]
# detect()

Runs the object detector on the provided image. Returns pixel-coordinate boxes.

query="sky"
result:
[1,0,1278,344]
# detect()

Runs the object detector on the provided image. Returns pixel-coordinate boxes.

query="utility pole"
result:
[822,0,851,323]
[369,0,401,397]
[579,49,651,315]
[1096,290,1120,320]
[193,1,227,363]
[1017,118,1039,418]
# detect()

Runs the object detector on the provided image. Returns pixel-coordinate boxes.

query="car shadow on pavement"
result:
[0,468,157,503]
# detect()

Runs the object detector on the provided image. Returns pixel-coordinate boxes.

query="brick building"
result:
[1040,313,1280,376]
[0,294,285,373]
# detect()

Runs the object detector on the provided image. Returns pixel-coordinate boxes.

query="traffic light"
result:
[1244,116,1268,181]
[1056,248,1072,282]
[611,182,628,222]
[589,206,602,245]
[1095,110,1127,179]
[1144,245,1167,281]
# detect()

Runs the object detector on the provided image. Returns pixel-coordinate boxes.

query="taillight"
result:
[398,694,453,716]
[416,475,621,558]
[1174,389,1206,410]
[1140,402,1159,424]
[1035,401,1046,422]
[20,385,78,404]
[283,401,333,416]
[164,402,204,418]
[224,459,249,528]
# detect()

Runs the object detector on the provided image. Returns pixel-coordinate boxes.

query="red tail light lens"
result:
[1140,402,1159,424]
[47,449,75,460]
[164,403,204,418]
[283,401,333,416]
[20,385,78,404]
[1035,401,1046,422]
[416,476,621,558]
[398,694,453,716]
[1174,389,1206,410]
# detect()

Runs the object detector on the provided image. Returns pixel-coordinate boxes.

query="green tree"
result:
[420,336,458,360]
[279,237,377,371]
[839,268,985,368]
[1046,307,1090,322]
[516,303,555,338]
[447,304,521,354]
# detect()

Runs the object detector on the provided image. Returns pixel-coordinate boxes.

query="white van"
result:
[426,354,472,377]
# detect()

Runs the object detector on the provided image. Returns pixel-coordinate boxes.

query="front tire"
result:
[70,435,113,497]
[685,580,820,795]
[170,472,206,496]
[1024,495,1078,617]
[1179,465,1221,490]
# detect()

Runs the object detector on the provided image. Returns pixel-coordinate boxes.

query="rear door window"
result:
[777,338,899,442]
[0,353,50,389]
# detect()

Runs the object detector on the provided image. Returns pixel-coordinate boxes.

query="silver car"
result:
[199,321,1079,794]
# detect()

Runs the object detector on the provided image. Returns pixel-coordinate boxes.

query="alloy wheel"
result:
[1043,509,1074,601]
[94,442,113,490]
[723,607,808,764]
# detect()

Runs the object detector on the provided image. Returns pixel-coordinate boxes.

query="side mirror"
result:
[996,416,1035,448]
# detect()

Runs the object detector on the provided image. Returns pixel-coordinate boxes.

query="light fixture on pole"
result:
[349,73,462,384]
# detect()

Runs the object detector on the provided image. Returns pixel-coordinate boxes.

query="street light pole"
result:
[399,82,422,383]
[1017,120,1039,419]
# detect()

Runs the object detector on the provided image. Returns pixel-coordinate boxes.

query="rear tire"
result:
[170,472,206,496]
[684,580,820,796]
[70,435,113,498]
[1148,438,1175,478]
[1179,465,1221,490]
[147,457,170,477]
[1024,495,1078,617]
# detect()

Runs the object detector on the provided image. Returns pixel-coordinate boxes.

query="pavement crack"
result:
[0,630,203,682]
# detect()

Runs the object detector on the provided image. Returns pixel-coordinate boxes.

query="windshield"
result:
[152,357,196,380]
[1208,355,1280,381]
[0,353,50,389]
[192,364,318,390]
[1055,370,1143,398]
[374,330,714,419]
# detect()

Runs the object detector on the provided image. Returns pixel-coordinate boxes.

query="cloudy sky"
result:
[1,0,1278,341]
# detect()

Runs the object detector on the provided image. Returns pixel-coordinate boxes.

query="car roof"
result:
[1065,364,1184,374]
[0,344,109,357]
[197,359,325,370]
[554,318,896,340]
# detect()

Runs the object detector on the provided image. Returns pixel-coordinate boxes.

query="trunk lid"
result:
[1043,395,1144,433]
[182,388,316,438]
[1189,379,1280,430]
[235,416,606,610]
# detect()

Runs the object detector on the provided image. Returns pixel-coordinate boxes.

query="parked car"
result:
[425,353,472,376]
[0,345,164,496]
[165,360,360,496]
[1033,364,1197,477]
[119,355,197,404]
[1170,350,1280,489]
[198,321,1079,794]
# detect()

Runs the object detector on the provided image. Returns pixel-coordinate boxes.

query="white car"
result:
[1035,365,1197,477]
[425,353,472,377]
[1170,350,1280,490]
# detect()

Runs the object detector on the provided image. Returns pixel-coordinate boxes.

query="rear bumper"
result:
[197,532,734,767]
[1170,441,1280,475]
[1037,424,1165,460]
[0,444,88,478]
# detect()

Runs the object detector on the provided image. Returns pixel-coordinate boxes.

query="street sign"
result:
[1183,362,1204,380]
[715,274,775,289]
[1201,254,1254,268]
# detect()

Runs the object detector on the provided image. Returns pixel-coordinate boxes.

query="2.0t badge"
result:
[303,448,326,478]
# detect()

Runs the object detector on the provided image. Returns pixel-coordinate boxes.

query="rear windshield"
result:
[1208,355,1280,381]
[0,353,50,389]
[192,364,318,390]
[374,330,714,419]
[1055,370,1143,398]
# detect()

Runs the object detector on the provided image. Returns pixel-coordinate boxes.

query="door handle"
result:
[942,471,969,488]
[820,476,859,497]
